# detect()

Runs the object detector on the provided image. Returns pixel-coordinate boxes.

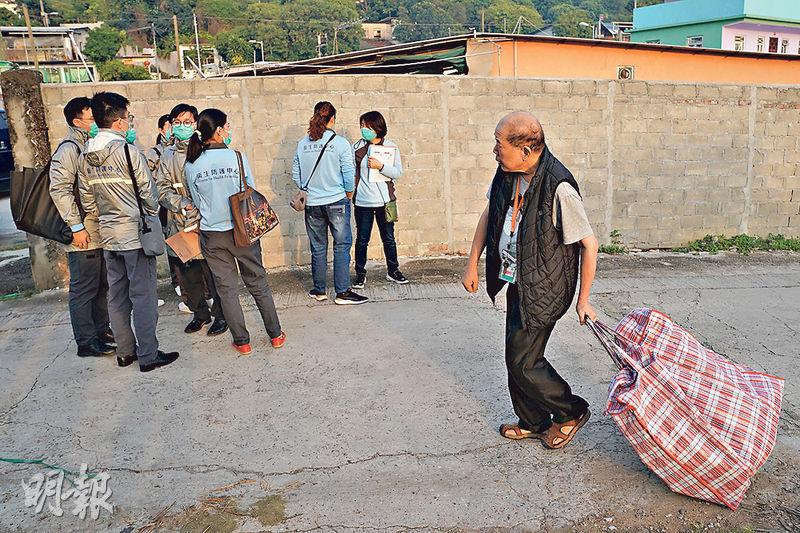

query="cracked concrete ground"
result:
[0,253,798,533]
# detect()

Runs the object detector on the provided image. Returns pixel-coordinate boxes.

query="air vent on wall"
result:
[617,66,634,80]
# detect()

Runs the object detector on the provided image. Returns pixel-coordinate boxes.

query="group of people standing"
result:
[48,90,600,451]
[48,94,406,372]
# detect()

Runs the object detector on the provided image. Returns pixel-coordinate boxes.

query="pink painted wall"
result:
[722,26,800,55]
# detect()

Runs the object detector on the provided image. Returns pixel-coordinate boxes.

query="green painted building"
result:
[631,0,800,54]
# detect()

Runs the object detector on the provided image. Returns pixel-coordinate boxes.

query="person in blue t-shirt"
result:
[291,101,368,306]
[184,108,285,356]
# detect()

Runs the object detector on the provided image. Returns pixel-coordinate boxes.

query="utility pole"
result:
[316,33,323,57]
[23,6,38,70]
[192,12,202,76]
[173,14,182,78]
[38,0,49,26]
[333,26,338,55]
[150,23,160,79]
[151,23,158,56]
[481,9,485,33]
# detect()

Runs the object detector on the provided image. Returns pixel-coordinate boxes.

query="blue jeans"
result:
[304,198,352,294]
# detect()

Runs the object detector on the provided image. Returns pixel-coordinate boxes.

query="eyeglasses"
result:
[172,120,196,127]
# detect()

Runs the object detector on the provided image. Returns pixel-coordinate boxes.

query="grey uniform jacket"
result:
[146,141,170,176]
[157,140,200,239]
[77,129,159,252]
[48,127,101,253]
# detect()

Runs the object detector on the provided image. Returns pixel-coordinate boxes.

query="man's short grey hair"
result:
[506,122,546,151]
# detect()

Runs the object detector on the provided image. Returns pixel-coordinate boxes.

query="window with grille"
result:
[734,36,744,51]
[757,37,764,52]
[781,39,789,54]
[687,35,703,47]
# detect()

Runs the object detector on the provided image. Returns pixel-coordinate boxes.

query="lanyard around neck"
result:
[510,176,524,237]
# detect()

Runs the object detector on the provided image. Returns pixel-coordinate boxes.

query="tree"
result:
[0,7,23,25]
[97,60,151,81]
[550,3,592,37]
[246,2,291,60]
[393,0,466,42]
[215,31,253,65]
[282,0,362,60]
[629,0,661,9]
[84,26,124,63]
[485,0,544,33]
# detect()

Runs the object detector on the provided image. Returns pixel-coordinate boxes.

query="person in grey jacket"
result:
[77,91,179,373]
[157,103,227,336]
[145,114,172,173]
[48,96,115,358]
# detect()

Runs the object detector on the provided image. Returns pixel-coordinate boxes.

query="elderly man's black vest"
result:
[486,145,581,330]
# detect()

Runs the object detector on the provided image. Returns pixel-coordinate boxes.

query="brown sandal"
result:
[541,409,591,449]
[499,423,544,441]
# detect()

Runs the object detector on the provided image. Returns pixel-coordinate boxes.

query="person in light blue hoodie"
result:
[185,108,285,356]
[351,111,407,290]
[291,101,368,305]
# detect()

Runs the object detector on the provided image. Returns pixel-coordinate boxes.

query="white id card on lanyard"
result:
[499,242,517,283]
[499,176,524,284]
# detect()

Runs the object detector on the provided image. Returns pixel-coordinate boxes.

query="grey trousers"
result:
[200,230,281,345]
[67,250,110,347]
[104,249,159,366]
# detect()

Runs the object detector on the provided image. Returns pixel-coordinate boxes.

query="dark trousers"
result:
[67,250,110,347]
[505,284,589,433]
[104,249,159,366]
[167,254,182,289]
[354,205,399,275]
[201,230,281,345]
[178,258,224,322]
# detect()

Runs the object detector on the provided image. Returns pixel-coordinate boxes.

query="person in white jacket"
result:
[351,111,407,289]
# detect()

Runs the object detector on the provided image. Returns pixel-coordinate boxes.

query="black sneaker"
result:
[386,270,410,285]
[140,350,180,373]
[334,290,369,305]
[352,272,366,289]
[308,289,328,302]
[97,331,116,345]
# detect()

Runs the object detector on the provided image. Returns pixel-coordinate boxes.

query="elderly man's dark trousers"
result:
[67,250,110,347]
[505,284,588,433]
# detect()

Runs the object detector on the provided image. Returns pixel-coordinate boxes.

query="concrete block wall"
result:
[40,76,799,267]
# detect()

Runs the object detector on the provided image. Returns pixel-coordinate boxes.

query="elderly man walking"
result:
[462,112,599,449]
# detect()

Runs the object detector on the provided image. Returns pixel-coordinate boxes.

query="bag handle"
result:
[123,143,150,232]
[234,150,246,193]
[585,318,641,371]
[299,133,336,191]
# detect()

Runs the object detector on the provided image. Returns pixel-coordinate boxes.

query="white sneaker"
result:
[157,299,165,307]
[206,298,214,308]
[178,302,192,313]
[174,286,182,297]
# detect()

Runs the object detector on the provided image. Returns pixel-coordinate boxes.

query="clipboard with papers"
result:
[367,145,396,183]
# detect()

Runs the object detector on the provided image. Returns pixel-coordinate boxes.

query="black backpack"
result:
[10,140,83,245]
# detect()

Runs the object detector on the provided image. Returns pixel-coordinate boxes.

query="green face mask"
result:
[172,124,195,141]
[361,127,377,142]
[223,132,232,146]
[89,123,99,138]
[125,128,137,144]
[164,128,172,142]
